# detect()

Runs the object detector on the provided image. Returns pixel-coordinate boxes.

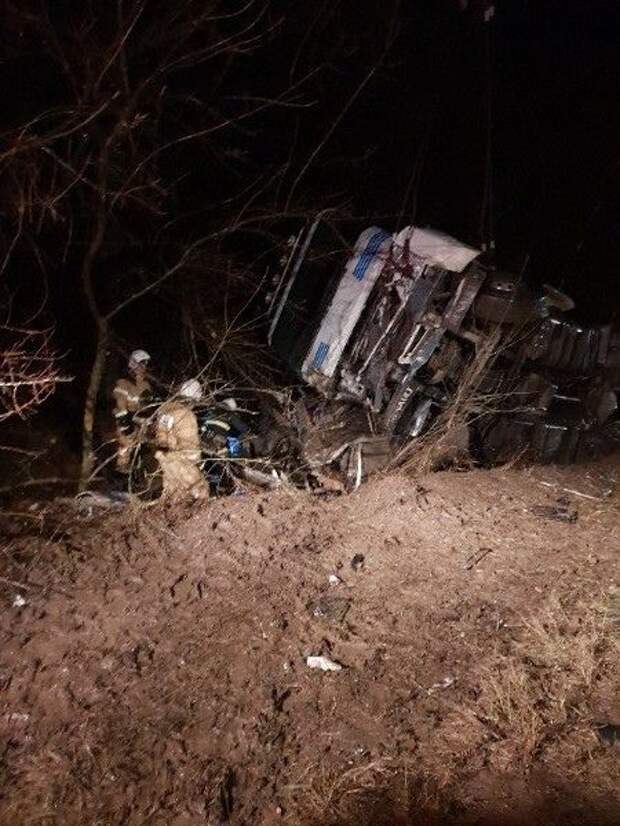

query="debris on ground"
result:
[309,595,351,624]
[531,498,579,523]
[306,655,343,672]
[428,676,456,694]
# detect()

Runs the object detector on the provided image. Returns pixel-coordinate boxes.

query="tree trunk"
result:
[79,318,108,490]
[78,150,110,491]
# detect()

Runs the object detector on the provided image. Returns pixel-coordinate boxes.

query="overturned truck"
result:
[266,216,619,476]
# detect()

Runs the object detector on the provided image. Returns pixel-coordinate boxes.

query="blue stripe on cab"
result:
[312,341,330,370]
[352,230,390,281]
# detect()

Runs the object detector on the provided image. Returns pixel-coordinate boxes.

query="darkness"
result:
[271,0,620,320]
[277,0,620,321]
[2,0,620,402]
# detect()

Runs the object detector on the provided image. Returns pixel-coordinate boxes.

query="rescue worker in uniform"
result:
[154,379,209,500]
[112,349,153,473]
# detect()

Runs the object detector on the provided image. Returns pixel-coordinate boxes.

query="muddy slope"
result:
[1,463,619,825]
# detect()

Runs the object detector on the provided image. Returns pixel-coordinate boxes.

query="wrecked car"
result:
[266,215,619,473]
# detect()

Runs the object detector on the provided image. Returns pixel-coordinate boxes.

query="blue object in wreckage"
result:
[226,436,243,457]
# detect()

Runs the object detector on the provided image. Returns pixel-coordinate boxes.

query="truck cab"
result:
[267,215,616,464]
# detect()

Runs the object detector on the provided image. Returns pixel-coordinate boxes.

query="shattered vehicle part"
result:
[269,219,487,445]
[443,266,487,333]
[238,466,283,490]
[382,327,446,432]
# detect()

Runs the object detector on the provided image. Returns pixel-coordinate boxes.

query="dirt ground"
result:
[1,460,619,825]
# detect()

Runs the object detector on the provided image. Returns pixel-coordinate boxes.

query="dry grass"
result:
[447,593,618,777]
[290,760,455,826]
[394,327,508,474]
[292,760,398,824]
[296,593,620,823]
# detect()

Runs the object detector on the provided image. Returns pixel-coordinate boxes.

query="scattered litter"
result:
[309,595,351,624]
[351,553,365,571]
[531,500,578,523]
[428,676,455,694]
[12,594,27,608]
[465,547,493,570]
[306,655,343,672]
[328,574,342,586]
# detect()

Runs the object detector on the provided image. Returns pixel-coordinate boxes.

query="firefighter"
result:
[154,379,209,500]
[112,349,153,473]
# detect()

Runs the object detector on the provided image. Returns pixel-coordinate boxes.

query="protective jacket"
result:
[112,376,152,471]
[154,400,208,499]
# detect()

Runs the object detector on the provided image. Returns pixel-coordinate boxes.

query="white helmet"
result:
[220,397,237,411]
[179,379,202,400]
[129,349,151,368]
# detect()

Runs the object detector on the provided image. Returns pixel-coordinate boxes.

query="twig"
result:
[0,445,44,457]
[0,477,73,495]
[465,547,493,570]
[114,67,319,207]
[537,480,606,502]
[94,1,146,93]
[286,63,379,209]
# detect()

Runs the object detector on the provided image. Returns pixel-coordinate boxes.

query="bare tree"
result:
[0,322,66,422]
[1,0,404,491]
[0,0,310,486]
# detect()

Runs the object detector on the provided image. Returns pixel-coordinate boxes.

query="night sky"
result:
[2,0,620,382]
[263,0,620,321]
